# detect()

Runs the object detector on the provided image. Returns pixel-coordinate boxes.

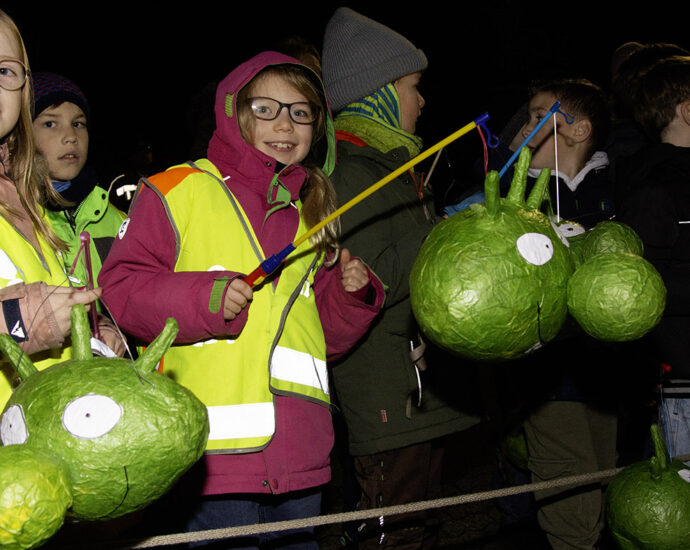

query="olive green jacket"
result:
[330,138,480,455]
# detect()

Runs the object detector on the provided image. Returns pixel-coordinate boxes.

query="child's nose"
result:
[63,127,78,143]
[273,109,294,131]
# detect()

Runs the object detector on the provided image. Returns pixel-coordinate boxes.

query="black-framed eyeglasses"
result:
[248,97,317,125]
[0,58,27,91]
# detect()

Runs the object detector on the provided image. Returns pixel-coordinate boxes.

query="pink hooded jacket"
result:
[99,52,384,494]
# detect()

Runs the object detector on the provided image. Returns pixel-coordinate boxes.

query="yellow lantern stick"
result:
[244,112,490,287]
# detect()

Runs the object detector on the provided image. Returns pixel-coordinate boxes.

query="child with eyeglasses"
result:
[0,9,105,406]
[99,51,384,548]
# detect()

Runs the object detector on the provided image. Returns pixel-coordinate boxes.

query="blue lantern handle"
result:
[498,101,573,179]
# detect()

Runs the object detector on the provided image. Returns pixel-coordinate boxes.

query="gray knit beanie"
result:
[322,7,428,112]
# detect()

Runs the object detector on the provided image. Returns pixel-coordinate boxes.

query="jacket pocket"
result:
[528,456,577,481]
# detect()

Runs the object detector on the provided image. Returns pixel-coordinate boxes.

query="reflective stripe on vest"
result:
[271,345,329,396]
[144,159,328,454]
[207,402,275,441]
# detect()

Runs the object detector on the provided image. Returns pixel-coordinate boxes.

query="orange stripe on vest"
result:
[148,167,202,196]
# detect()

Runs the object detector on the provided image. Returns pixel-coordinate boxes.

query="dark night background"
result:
[3,3,690,546]
[6,2,690,203]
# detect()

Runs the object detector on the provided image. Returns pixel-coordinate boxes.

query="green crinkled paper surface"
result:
[607,425,690,549]
[0,310,209,550]
[581,221,644,259]
[607,460,690,549]
[567,253,666,341]
[411,147,665,363]
[5,358,208,521]
[0,446,70,550]
[410,202,573,361]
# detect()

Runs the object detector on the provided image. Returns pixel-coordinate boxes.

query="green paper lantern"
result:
[409,148,667,361]
[411,201,573,361]
[567,253,666,341]
[0,305,209,549]
[503,426,529,471]
[0,447,70,550]
[581,221,644,259]
[607,424,690,549]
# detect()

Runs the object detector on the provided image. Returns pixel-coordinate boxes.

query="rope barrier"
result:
[57,457,689,550]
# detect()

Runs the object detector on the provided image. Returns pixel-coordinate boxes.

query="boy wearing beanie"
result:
[32,73,124,291]
[323,8,479,549]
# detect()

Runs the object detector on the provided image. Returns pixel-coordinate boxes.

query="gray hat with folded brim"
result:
[322,7,428,112]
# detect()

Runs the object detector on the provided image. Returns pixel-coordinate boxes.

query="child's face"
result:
[394,72,425,135]
[246,74,313,166]
[520,91,562,170]
[33,102,88,182]
[0,22,22,141]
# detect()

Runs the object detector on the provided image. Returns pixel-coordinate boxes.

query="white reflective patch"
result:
[62,394,123,439]
[678,469,690,483]
[10,321,24,340]
[68,275,83,285]
[516,233,554,266]
[192,338,236,347]
[207,265,227,272]
[271,346,329,394]
[207,402,275,440]
[551,220,584,246]
[1,404,28,445]
[91,337,117,358]
[0,249,24,285]
[118,218,130,240]
[300,281,311,298]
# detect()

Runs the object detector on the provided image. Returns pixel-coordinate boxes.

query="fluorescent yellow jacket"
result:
[144,160,329,453]
[0,214,72,405]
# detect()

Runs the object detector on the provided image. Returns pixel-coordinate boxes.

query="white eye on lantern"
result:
[516,233,554,265]
[62,394,123,439]
[1,404,28,445]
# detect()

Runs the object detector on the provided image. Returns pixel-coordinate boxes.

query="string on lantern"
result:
[243,113,495,287]
[553,112,561,222]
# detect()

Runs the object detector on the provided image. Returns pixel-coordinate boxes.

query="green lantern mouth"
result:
[535,301,544,350]
[102,466,130,519]
[520,301,546,356]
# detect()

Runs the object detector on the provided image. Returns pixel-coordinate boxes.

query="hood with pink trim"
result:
[207,51,335,178]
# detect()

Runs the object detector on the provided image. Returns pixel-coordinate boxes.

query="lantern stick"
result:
[498,101,573,179]
[244,113,490,287]
[69,232,102,340]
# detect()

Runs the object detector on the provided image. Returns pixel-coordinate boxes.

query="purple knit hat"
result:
[32,72,89,120]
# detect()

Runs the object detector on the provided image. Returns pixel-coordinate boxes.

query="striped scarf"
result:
[334,83,423,157]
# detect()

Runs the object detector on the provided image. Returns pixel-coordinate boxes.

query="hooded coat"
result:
[99,52,383,494]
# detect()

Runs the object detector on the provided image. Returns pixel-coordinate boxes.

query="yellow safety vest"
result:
[144,160,329,454]
[0,214,72,405]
